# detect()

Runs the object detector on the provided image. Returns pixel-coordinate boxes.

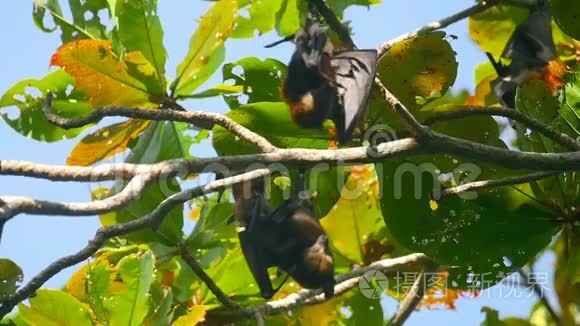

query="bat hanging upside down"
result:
[279,14,378,144]
[232,173,335,299]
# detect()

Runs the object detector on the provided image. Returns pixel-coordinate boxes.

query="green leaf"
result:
[33,0,108,42]
[549,0,580,39]
[187,193,236,249]
[275,0,306,36]
[0,259,23,303]
[114,0,167,94]
[480,306,532,326]
[143,286,173,326]
[221,57,287,109]
[184,85,243,99]
[108,251,155,326]
[469,4,528,58]
[376,160,558,289]
[212,102,329,155]
[18,289,93,326]
[85,262,112,325]
[232,0,284,38]
[171,0,237,96]
[376,33,458,119]
[101,121,190,243]
[0,69,92,142]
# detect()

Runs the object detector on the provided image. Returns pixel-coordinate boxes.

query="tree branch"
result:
[390,268,433,326]
[0,168,273,318]
[518,269,562,326]
[440,171,562,198]
[0,174,155,219]
[179,244,255,317]
[377,0,500,58]
[43,94,278,153]
[424,106,580,151]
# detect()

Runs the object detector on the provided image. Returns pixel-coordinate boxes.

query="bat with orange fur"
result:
[279,14,377,144]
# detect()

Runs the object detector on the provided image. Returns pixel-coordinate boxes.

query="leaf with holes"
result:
[51,39,154,107]
[0,69,91,142]
[221,57,287,109]
[0,259,23,303]
[376,159,558,289]
[113,0,167,94]
[171,0,237,97]
[33,0,109,42]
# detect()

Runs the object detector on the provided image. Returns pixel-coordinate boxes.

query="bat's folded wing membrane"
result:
[330,50,378,142]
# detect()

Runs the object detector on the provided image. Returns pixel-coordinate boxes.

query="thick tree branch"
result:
[0,168,273,318]
[0,174,155,219]
[424,106,580,151]
[440,171,562,198]
[43,94,278,153]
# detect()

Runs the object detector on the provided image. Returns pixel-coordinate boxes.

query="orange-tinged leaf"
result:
[51,39,154,107]
[67,119,151,166]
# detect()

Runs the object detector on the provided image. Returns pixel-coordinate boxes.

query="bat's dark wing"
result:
[502,4,555,70]
[330,50,378,143]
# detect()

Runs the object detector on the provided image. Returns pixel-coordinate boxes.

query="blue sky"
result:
[0,1,558,324]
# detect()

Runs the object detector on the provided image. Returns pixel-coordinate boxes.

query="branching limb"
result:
[440,171,562,198]
[424,106,580,151]
[43,94,278,153]
[0,168,273,318]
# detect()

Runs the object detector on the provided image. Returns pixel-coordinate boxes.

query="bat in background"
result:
[487,0,558,109]
[232,173,335,299]
[279,14,378,144]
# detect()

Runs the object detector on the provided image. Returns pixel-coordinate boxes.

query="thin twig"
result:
[377,0,500,58]
[0,168,273,318]
[179,244,254,317]
[440,171,562,198]
[43,94,278,153]
[518,269,562,326]
[423,106,580,151]
[390,268,432,326]
[309,0,355,48]
[374,78,431,138]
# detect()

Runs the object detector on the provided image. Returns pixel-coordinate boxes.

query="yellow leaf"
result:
[51,39,154,107]
[321,166,384,264]
[173,0,237,96]
[66,119,151,166]
[171,305,207,326]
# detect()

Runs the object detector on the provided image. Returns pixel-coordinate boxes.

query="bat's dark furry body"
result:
[281,17,378,144]
[488,0,556,109]
[233,178,335,299]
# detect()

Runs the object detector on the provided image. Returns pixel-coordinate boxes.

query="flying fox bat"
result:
[487,0,557,109]
[232,174,335,299]
[279,15,378,144]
